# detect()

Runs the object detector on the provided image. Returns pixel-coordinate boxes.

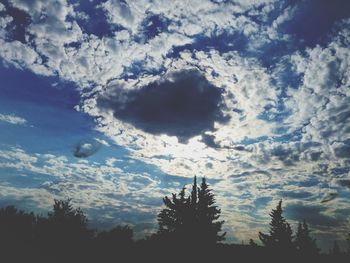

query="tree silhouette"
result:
[157,176,225,245]
[47,199,91,239]
[294,220,318,256]
[0,206,36,248]
[157,186,189,240]
[259,200,294,252]
[197,177,226,244]
[96,225,133,247]
[35,199,93,261]
[95,225,133,260]
[0,206,37,261]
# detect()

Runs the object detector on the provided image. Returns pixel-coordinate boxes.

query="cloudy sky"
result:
[0,0,350,250]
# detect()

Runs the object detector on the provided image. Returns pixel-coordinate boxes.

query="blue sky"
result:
[0,0,350,250]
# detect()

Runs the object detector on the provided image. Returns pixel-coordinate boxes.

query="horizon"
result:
[0,0,350,252]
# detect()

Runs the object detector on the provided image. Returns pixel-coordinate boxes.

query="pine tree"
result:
[157,186,189,240]
[294,220,318,256]
[197,177,225,244]
[157,176,225,245]
[259,200,294,251]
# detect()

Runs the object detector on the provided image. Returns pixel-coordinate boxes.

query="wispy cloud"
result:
[0,113,27,125]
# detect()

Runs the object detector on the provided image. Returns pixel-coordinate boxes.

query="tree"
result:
[0,206,37,261]
[294,220,318,256]
[96,225,133,246]
[157,176,225,245]
[157,186,190,239]
[47,199,91,238]
[95,225,133,258]
[259,200,294,252]
[197,177,225,243]
[35,199,93,260]
[0,206,36,248]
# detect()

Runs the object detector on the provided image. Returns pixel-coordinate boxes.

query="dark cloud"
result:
[73,138,101,158]
[285,203,339,227]
[98,70,229,143]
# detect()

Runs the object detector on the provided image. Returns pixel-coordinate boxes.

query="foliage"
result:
[294,220,318,255]
[258,200,294,251]
[157,176,225,245]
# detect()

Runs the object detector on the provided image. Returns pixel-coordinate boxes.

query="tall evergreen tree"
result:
[294,220,318,255]
[157,176,225,245]
[157,186,189,238]
[197,177,225,243]
[259,200,294,251]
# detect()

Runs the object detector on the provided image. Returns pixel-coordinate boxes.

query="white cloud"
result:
[0,113,27,125]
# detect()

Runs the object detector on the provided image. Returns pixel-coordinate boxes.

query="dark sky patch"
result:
[139,13,170,41]
[279,0,350,47]
[98,70,229,143]
[0,0,31,43]
[170,30,249,59]
[68,0,120,38]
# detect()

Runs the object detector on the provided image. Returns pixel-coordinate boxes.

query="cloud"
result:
[285,203,340,227]
[0,113,27,125]
[320,193,338,203]
[0,0,349,249]
[97,69,229,143]
[73,138,101,158]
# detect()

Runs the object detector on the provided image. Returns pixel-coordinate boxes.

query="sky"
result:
[0,0,349,251]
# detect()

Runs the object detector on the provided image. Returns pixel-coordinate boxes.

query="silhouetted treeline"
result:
[0,177,349,263]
